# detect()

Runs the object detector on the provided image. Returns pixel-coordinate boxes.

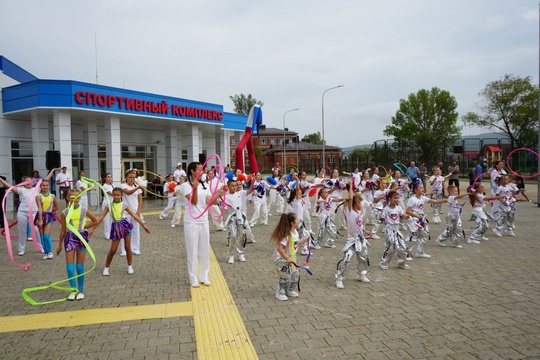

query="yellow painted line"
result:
[0,301,193,333]
[192,248,259,360]
[141,210,162,216]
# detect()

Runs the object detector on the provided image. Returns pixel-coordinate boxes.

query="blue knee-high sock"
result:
[76,263,85,292]
[42,234,52,254]
[27,223,31,237]
[66,263,76,288]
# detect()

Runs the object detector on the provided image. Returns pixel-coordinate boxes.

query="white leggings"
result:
[184,221,210,284]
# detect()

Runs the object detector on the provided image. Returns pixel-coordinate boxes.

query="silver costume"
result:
[436,212,463,247]
[225,207,248,257]
[275,258,300,299]
[372,208,383,235]
[468,206,490,242]
[431,192,443,223]
[380,224,408,267]
[335,234,369,282]
[494,200,516,234]
[407,215,430,256]
[315,211,338,248]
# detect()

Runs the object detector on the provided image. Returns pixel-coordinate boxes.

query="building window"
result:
[270,138,276,145]
[279,139,284,145]
[231,139,236,146]
[261,138,267,145]
[329,155,335,164]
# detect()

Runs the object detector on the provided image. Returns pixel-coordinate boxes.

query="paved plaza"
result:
[0,182,539,359]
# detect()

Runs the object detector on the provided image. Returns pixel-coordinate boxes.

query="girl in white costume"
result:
[379,190,410,270]
[311,170,325,217]
[328,169,347,230]
[335,181,372,289]
[171,176,187,228]
[429,166,450,224]
[467,182,503,244]
[249,172,270,227]
[314,188,344,249]
[159,174,177,220]
[180,162,225,287]
[120,170,145,256]
[267,169,285,216]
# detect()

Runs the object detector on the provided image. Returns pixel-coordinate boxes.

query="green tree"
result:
[383,87,461,164]
[349,148,370,169]
[303,132,324,145]
[462,74,539,150]
[229,93,264,115]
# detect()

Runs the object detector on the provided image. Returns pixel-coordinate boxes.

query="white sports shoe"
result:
[287,290,299,298]
[415,253,431,258]
[103,268,109,276]
[238,254,246,262]
[467,239,481,244]
[379,262,388,270]
[435,239,446,247]
[227,256,234,264]
[492,228,502,237]
[370,234,380,239]
[335,279,344,289]
[276,293,288,301]
[356,273,370,283]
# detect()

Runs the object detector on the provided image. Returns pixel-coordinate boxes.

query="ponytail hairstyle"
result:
[270,213,297,245]
[187,162,206,190]
[386,190,398,204]
[468,182,482,207]
[410,177,422,192]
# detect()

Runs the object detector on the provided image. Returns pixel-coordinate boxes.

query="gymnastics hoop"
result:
[506,148,540,179]
[376,165,388,177]
[321,165,332,179]
[393,163,409,180]
[187,154,226,221]
[123,166,169,199]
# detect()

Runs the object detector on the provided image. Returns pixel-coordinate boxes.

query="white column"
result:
[31,110,49,176]
[203,131,216,167]
[216,129,231,168]
[186,123,200,163]
[166,124,178,170]
[53,110,72,171]
[83,119,99,205]
[105,115,122,184]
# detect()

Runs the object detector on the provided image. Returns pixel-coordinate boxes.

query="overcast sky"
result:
[1,1,538,148]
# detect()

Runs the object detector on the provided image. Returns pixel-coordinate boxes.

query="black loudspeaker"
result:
[46,150,61,170]
[453,146,463,153]
[198,153,207,164]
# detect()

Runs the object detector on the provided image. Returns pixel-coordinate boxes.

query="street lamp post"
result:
[322,85,344,171]
[283,108,300,170]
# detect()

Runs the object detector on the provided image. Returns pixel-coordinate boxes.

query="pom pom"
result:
[135,176,148,188]
[225,171,235,180]
[288,181,297,190]
[309,188,318,197]
[237,173,247,182]
[266,176,278,186]
[324,179,334,189]
[247,174,252,183]
[168,181,177,192]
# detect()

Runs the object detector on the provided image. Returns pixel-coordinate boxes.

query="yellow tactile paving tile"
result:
[192,248,259,360]
[0,302,193,333]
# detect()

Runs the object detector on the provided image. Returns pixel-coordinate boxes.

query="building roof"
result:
[487,146,502,152]
[257,125,296,136]
[263,141,341,155]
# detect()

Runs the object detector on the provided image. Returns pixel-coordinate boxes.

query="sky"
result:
[0,1,538,148]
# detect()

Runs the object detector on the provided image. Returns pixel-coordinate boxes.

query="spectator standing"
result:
[447,161,460,193]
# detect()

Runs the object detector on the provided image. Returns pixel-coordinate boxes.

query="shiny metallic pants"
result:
[436,212,463,246]
[276,258,299,296]
[336,235,369,281]
[381,226,408,265]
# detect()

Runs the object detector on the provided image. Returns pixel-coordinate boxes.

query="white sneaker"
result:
[356,273,370,283]
[227,256,234,264]
[250,224,255,228]
[324,241,336,248]
[67,291,77,301]
[336,279,344,289]
[492,228,502,237]
[221,228,227,231]
[26,237,32,241]
[103,268,110,276]
[42,254,49,260]
[453,244,463,248]
[313,244,322,250]
[504,230,516,237]
[171,224,176,228]
[47,253,53,259]
[397,263,411,270]
[191,282,200,288]
[370,234,380,239]
[436,239,445,247]
[75,292,85,300]
[467,239,480,244]
[416,253,431,258]
[481,236,489,241]
[127,266,134,275]
[202,280,211,286]
[17,251,24,256]
[379,262,388,270]
[406,253,413,261]
[301,249,308,255]
[238,254,246,262]
[120,252,126,257]
[159,215,164,220]
[287,290,299,298]
[276,293,288,301]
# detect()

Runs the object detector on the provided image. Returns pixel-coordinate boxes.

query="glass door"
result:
[122,159,148,196]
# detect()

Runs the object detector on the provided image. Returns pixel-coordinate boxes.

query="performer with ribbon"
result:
[335,180,372,289]
[466,182,504,245]
[35,177,60,260]
[406,179,447,259]
[120,170,146,256]
[101,173,114,239]
[235,104,263,174]
[434,184,469,248]
[95,187,150,276]
[56,188,100,300]
[270,212,310,301]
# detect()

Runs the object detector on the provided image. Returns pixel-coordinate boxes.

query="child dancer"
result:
[314,188,344,249]
[311,170,326,217]
[371,178,387,239]
[467,182,503,244]
[329,169,347,230]
[76,170,96,209]
[359,170,376,229]
[435,185,469,248]
[102,173,114,239]
[236,179,256,243]
[121,170,145,256]
[514,172,530,202]
[0,176,40,256]
[224,180,249,264]
[267,169,284,216]
[56,189,99,300]
[159,174,176,220]
[335,182,372,289]
[406,179,447,258]
[270,213,310,301]
[35,179,59,259]
[249,172,270,227]
[429,166,450,223]
[171,176,187,228]
[492,174,520,237]
[380,190,410,270]
[287,175,311,255]
[97,188,150,275]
